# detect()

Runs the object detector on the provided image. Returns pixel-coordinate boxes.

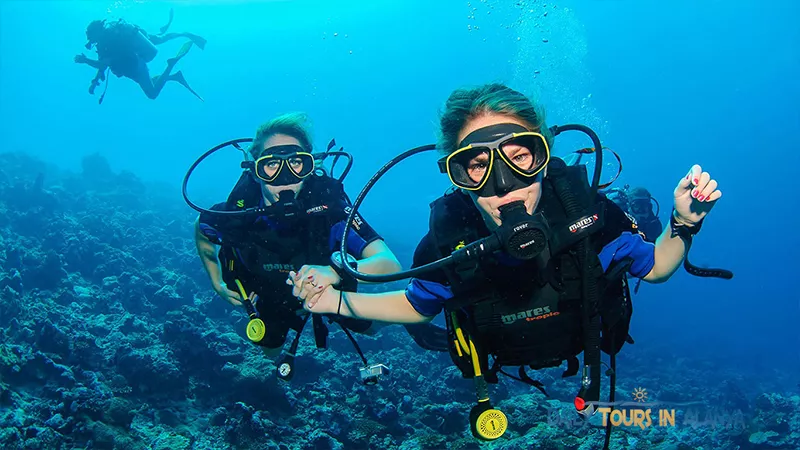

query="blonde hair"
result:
[249,112,313,159]
[438,83,552,155]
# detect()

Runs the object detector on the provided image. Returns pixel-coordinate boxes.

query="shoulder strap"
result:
[225,171,262,210]
[428,189,479,258]
[543,158,607,256]
[428,190,494,306]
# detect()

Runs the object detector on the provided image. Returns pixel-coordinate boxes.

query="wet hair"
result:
[249,112,313,159]
[438,83,553,155]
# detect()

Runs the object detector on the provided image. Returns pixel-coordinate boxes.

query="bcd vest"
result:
[428,160,633,382]
[203,173,351,311]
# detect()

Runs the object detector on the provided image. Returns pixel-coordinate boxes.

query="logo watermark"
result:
[547,387,748,431]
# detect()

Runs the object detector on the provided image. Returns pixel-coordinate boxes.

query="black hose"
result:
[339,144,440,282]
[551,124,603,191]
[182,138,255,214]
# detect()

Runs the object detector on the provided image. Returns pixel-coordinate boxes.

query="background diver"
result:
[74,9,205,102]
[606,185,664,243]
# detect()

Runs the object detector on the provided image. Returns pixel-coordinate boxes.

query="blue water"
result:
[1,0,798,448]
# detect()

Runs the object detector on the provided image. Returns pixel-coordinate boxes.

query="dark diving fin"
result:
[404,323,449,352]
[168,41,194,66]
[160,8,174,34]
[171,71,204,102]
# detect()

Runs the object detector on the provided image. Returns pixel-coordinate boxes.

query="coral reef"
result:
[0,151,795,449]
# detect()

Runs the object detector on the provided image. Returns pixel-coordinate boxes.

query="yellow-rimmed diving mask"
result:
[254,144,315,186]
[438,123,550,198]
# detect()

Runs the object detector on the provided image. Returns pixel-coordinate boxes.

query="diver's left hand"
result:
[673,164,722,225]
[287,265,341,297]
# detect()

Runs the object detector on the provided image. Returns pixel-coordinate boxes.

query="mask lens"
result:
[448,147,491,189]
[286,153,315,178]
[499,134,549,176]
[256,157,284,182]
[255,151,314,183]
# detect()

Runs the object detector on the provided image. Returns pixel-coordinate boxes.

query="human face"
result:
[457,114,545,228]
[259,134,306,204]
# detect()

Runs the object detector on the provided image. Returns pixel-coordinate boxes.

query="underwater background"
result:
[0,0,798,448]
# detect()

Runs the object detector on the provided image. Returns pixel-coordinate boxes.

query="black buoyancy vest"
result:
[208,173,350,306]
[429,160,633,381]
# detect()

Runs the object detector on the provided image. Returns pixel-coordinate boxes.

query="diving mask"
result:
[438,123,550,197]
[630,198,653,216]
[253,144,315,186]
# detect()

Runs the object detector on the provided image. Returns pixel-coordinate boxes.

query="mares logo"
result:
[501,306,560,325]
[306,204,328,214]
[344,206,363,231]
[263,263,294,272]
[569,214,599,233]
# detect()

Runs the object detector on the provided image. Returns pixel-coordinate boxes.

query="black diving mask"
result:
[253,144,315,186]
[438,123,550,198]
[182,137,353,222]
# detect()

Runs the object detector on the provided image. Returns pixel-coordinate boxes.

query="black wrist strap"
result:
[669,209,703,241]
[669,209,733,280]
[332,260,358,292]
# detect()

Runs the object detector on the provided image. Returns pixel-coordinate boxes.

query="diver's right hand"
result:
[74,53,88,64]
[213,283,243,307]
[287,274,338,314]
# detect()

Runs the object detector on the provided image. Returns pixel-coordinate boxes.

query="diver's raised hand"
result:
[74,53,88,64]
[213,282,244,307]
[673,164,722,225]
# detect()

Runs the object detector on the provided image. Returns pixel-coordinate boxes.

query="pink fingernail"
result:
[693,178,699,185]
[697,195,704,201]
[692,189,698,197]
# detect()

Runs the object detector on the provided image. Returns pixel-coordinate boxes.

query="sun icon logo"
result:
[632,387,648,402]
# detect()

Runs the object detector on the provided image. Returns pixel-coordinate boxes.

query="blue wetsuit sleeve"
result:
[598,232,656,278]
[597,195,656,278]
[405,278,453,317]
[329,221,374,257]
[328,192,383,256]
[402,231,453,317]
[198,202,228,244]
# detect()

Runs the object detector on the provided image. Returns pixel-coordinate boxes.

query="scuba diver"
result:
[188,112,448,384]
[290,84,732,446]
[74,9,205,103]
[607,185,665,295]
[606,185,663,243]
